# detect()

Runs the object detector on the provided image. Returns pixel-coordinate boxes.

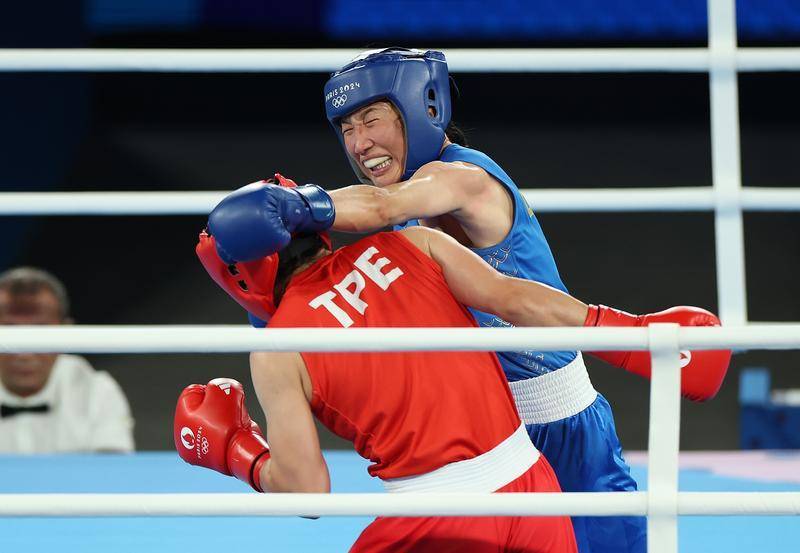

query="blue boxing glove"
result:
[208,176,335,264]
[247,312,267,328]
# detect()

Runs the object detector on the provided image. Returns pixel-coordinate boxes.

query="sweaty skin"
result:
[401,227,587,328]
[249,226,588,493]
[331,101,513,249]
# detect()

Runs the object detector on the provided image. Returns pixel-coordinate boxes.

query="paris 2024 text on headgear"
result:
[324,48,452,184]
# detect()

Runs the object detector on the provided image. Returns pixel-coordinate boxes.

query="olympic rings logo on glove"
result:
[201,437,210,455]
[331,94,348,108]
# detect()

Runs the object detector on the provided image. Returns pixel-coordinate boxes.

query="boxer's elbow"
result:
[292,473,330,494]
[263,464,330,494]
[303,464,331,493]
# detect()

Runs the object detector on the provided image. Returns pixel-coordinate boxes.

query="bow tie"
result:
[0,403,51,418]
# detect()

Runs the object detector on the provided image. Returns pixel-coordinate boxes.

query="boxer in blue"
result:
[207,48,730,553]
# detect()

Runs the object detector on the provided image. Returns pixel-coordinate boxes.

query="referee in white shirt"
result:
[0,267,134,454]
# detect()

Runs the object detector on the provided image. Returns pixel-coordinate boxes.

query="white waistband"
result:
[381,424,538,493]
[509,352,598,425]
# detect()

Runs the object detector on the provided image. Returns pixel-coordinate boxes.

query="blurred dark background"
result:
[1,1,798,452]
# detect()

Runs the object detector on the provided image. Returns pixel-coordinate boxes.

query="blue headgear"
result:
[324,48,451,183]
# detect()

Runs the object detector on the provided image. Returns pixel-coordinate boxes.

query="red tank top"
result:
[268,232,520,480]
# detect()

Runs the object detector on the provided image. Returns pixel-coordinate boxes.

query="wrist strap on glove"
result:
[271,173,334,231]
[584,304,641,327]
[583,304,636,369]
[227,430,271,493]
[294,184,336,230]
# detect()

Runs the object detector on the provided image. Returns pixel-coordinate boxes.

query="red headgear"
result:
[196,173,332,323]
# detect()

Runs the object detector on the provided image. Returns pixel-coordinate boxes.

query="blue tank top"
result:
[395,144,577,381]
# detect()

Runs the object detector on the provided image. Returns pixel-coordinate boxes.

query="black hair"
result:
[273,234,329,308]
[445,121,469,147]
[445,75,468,146]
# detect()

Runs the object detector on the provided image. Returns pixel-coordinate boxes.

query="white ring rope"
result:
[1,324,799,523]
[1,492,798,518]
[0,48,799,73]
[1,325,799,354]
[0,187,799,215]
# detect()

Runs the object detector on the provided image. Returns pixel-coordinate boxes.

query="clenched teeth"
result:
[363,156,391,169]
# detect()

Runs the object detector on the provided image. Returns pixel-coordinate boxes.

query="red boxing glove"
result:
[584,305,731,402]
[174,378,271,492]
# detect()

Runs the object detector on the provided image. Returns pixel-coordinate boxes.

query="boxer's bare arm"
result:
[329,161,512,245]
[250,351,330,494]
[399,226,588,327]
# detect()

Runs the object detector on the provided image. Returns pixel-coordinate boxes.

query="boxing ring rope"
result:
[0,47,799,73]
[1,492,799,518]
[1,188,799,215]
[1,325,800,353]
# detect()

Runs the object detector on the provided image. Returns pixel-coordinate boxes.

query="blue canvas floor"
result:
[0,450,798,552]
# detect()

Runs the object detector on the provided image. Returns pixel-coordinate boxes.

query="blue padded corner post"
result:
[739,367,770,405]
[740,367,800,449]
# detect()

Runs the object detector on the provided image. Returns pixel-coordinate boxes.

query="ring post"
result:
[708,0,748,325]
[646,323,682,553]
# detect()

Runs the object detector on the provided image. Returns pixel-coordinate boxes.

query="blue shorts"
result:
[526,393,646,553]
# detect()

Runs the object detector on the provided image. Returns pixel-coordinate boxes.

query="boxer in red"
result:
[175,176,729,552]
[179,226,587,551]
